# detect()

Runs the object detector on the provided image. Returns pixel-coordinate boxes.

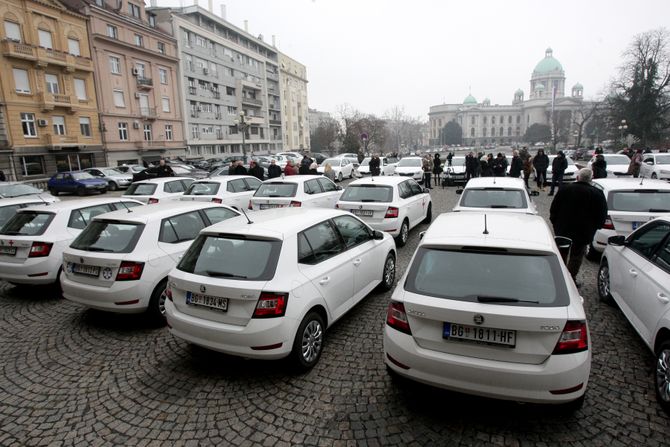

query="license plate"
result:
[351,209,373,217]
[443,322,516,347]
[72,263,100,277]
[186,291,228,311]
[259,203,282,210]
[632,221,642,230]
[0,246,17,256]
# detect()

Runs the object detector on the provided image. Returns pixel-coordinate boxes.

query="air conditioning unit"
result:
[133,121,140,129]
[203,68,209,75]
[134,92,141,99]
[37,119,48,127]
[131,67,139,76]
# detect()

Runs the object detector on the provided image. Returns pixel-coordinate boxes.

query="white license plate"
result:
[351,209,373,217]
[259,203,283,210]
[186,291,228,311]
[444,322,516,347]
[0,246,17,256]
[72,263,100,277]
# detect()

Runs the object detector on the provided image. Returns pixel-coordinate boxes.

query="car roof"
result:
[463,177,527,189]
[422,212,555,253]
[20,197,138,213]
[91,201,233,224]
[131,177,194,185]
[193,175,255,183]
[348,176,412,187]
[592,178,670,191]
[262,175,325,184]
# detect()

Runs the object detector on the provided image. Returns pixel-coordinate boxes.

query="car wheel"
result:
[48,187,58,196]
[585,243,601,262]
[395,219,409,247]
[423,203,432,224]
[338,172,343,182]
[652,173,658,179]
[291,311,325,371]
[108,181,118,191]
[377,253,396,292]
[76,186,86,196]
[597,259,613,304]
[147,279,168,325]
[655,340,670,414]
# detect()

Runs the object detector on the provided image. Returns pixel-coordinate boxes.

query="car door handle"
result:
[658,293,670,304]
[629,269,638,277]
[319,277,330,285]
[353,259,361,266]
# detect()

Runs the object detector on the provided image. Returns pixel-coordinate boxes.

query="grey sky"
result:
[158,0,670,119]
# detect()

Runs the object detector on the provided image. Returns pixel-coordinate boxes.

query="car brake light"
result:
[553,320,588,354]
[603,215,614,230]
[148,198,159,204]
[116,261,144,281]
[248,200,253,210]
[211,198,223,203]
[386,301,412,334]
[252,292,288,318]
[385,207,399,218]
[165,284,173,302]
[28,242,52,258]
[289,201,301,207]
[335,203,339,208]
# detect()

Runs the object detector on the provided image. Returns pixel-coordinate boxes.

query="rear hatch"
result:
[608,189,670,235]
[457,188,529,211]
[337,184,395,223]
[0,211,56,263]
[180,181,221,203]
[250,182,297,210]
[122,183,158,204]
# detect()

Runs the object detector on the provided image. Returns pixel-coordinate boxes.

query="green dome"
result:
[573,82,583,89]
[533,48,563,74]
[463,94,477,105]
[515,88,523,95]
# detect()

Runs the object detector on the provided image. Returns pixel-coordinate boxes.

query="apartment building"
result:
[279,53,309,151]
[0,0,102,180]
[63,0,186,166]
[151,5,285,157]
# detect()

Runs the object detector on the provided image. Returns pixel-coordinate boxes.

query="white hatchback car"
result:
[453,177,537,214]
[587,179,670,260]
[122,177,194,204]
[179,176,262,210]
[0,198,143,286]
[587,154,633,178]
[640,153,670,180]
[384,212,590,408]
[336,177,431,247]
[597,217,670,413]
[394,157,424,183]
[61,202,241,322]
[0,195,60,228]
[317,158,355,182]
[165,208,397,369]
[249,176,343,211]
[357,157,397,176]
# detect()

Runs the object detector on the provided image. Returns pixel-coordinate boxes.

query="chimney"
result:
[272,35,276,47]
[220,4,226,20]
[244,20,248,32]
[207,0,212,12]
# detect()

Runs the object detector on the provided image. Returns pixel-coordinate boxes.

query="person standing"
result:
[550,168,607,285]
[522,156,533,188]
[548,151,568,196]
[369,154,381,176]
[248,160,264,180]
[232,160,247,176]
[0,170,5,182]
[156,159,174,177]
[465,152,476,181]
[308,162,318,175]
[492,153,508,177]
[447,152,453,168]
[628,149,643,177]
[323,163,336,181]
[267,159,282,179]
[283,160,297,176]
[422,154,434,189]
[592,153,607,179]
[532,149,549,191]
[508,150,522,178]
[433,153,442,185]
[299,154,313,175]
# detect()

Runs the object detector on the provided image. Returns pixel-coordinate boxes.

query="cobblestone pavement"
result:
[1,181,669,446]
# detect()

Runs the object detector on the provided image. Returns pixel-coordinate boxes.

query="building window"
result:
[191,125,199,139]
[157,41,165,54]
[508,127,512,136]
[12,68,30,93]
[161,97,170,112]
[74,79,87,100]
[135,62,145,78]
[491,128,495,137]
[20,156,45,176]
[483,116,487,125]
[491,116,496,125]
[227,106,236,115]
[128,3,141,19]
[67,38,80,56]
[38,29,52,49]
[80,117,91,137]
[500,127,504,137]
[134,34,143,47]
[470,116,475,125]
[52,116,66,135]
[109,56,120,74]
[56,154,93,172]
[4,21,21,42]
[226,86,235,96]
[165,125,173,141]
[106,25,118,39]
[148,15,156,28]
[21,113,36,137]
[113,90,125,108]
[118,122,128,141]
[470,128,475,137]
[517,116,521,124]
[508,116,512,124]
[143,124,152,141]
[159,68,168,84]
[45,74,59,94]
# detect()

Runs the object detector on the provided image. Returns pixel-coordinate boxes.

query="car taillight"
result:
[165,284,173,302]
[335,203,339,208]
[553,320,588,354]
[148,198,159,204]
[116,261,144,281]
[252,292,288,318]
[289,201,301,207]
[28,242,52,258]
[603,215,614,230]
[248,200,253,210]
[385,207,399,218]
[386,301,411,334]
[211,198,223,203]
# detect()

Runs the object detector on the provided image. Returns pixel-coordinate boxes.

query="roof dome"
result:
[533,48,563,75]
[515,88,524,95]
[463,94,477,105]
[573,82,583,89]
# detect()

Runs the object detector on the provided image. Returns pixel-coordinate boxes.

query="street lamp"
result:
[234,111,250,158]
[617,119,628,145]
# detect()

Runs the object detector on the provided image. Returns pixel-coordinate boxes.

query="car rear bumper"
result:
[61,275,153,313]
[0,257,60,284]
[383,326,590,404]
[593,229,617,253]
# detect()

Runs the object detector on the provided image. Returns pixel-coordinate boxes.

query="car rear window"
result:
[70,220,144,253]
[185,182,220,196]
[404,247,569,307]
[608,191,670,212]
[126,183,157,195]
[178,235,281,281]
[254,183,298,198]
[340,185,393,202]
[1,212,55,236]
[460,189,527,209]
[0,204,26,227]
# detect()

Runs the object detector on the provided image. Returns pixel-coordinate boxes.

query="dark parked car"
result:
[47,171,108,196]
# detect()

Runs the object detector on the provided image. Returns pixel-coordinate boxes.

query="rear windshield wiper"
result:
[205,270,248,279]
[476,295,539,304]
[359,199,379,202]
[648,209,670,212]
[490,205,513,208]
[84,247,110,252]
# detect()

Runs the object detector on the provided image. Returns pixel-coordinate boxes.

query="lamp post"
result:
[617,119,628,146]
[234,111,250,158]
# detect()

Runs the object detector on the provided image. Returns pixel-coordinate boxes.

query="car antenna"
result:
[239,207,254,224]
[483,214,489,235]
[37,193,50,205]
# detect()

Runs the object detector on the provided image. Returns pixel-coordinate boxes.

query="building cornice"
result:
[92,34,180,62]
[89,5,178,43]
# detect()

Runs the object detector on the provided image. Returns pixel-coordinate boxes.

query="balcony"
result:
[242,97,263,106]
[38,92,72,112]
[139,107,157,120]
[46,134,79,149]
[1,40,37,61]
[268,103,280,110]
[266,71,279,82]
[212,91,221,99]
[188,86,197,95]
[136,77,153,90]
[2,40,93,72]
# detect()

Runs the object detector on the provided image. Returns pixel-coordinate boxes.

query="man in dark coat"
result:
[532,149,549,191]
[550,168,608,283]
[592,154,607,179]
[248,160,264,180]
[299,154,313,175]
[508,150,522,178]
[232,160,247,176]
[369,154,381,176]
[267,159,282,179]
[156,159,174,178]
[465,152,476,181]
[548,151,568,196]
[492,153,508,177]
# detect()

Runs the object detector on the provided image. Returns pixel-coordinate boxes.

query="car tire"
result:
[338,172,343,182]
[395,219,409,247]
[655,340,670,414]
[423,203,432,224]
[597,259,613,304]
[291,311,325,371]
[108,181,118,191]
[76,187,86,196]
[377,252,396,292]
[585,243,601,262]
[652,173,658,179]
[147,279,168,325]
[48,187,58,196]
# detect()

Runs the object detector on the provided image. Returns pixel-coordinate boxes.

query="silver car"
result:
[84,167,133,191]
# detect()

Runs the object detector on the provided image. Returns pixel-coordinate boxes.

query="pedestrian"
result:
[422,154,434,188]
[299,154,313,175]
[369,154,381,176]
[522,156,533,188]
[465,152,476,181]
[232,160,247,176]
[433,153,442,184]
[284,160,297,176]
[627,149,643,177]
[447,152,453,167]
[532,149,549,191]
[508,150,522,178]
[248,160,264,180]
[267,159,282,179]
[308,162,318,175]
[323,163,336,181]
[156,159,174,178]
[592,153,607,179]
[475,152,483,177]
[548,150,568,196]
[0,170,5,182]
[549,168,608,285]
[492,153,508,177]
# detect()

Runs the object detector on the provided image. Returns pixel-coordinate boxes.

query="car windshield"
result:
[254,183,298,198]
[322,158,340,166]
[608,190,670,212]
[1,212,55,236]
[185,182,220,196]
[405,248,569,306]
[102,168,124,176]
[397,158,422,167]
[178,235,282,281]
[360,158,372,167]
[655,155,670,164]
[70,221,144,253]
[460,188,528,209]
[71,172,95,180]
[340,185,393,202]
[0,184,42,198]
[604,155,631,165]
[125,183,157,195]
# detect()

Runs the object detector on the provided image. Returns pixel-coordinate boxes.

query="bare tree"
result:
[572,102,601,148]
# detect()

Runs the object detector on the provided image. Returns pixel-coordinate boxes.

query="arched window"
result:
[516,115,521,124]
[483,128,487,136]
[483,116,487,125]
[508,127,512,136]
[470,128,475,137]
[491,128,495,136]
[499,127,504,136]
[491,116,496,125]
[508,116,512,124]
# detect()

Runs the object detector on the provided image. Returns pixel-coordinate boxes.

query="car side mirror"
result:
[419,231,426,240]
[608,235,626,246]
[373,230,384,240]
[455,189,463,195]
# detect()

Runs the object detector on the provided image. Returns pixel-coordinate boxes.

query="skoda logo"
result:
[473,314,485,325]
[359,205,364,210]
[200,285,207,293]
[102,267,113,280]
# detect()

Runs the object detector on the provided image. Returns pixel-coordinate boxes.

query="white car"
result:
[384,212,590,408]
[249,176,343,211]
[394,157,424,183]
[61,202,241,322]
[453,177,537,214]
[546,155,578,184]
[122,177,194,204]
[179,176,262,210]
[597,217,670,414]
[357,157,397,176]
[276,151,302,161]
[0,198,143,286]
[0,195,60,228]
[84,167,133,191]
[336,177,431,246]
[317,158,355,182]
[640,153,670,180]
[337,153,360,166]
[164,208,397,369]
[587,179,670,260]
[587,154,632,178]
[0,182,56,200]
